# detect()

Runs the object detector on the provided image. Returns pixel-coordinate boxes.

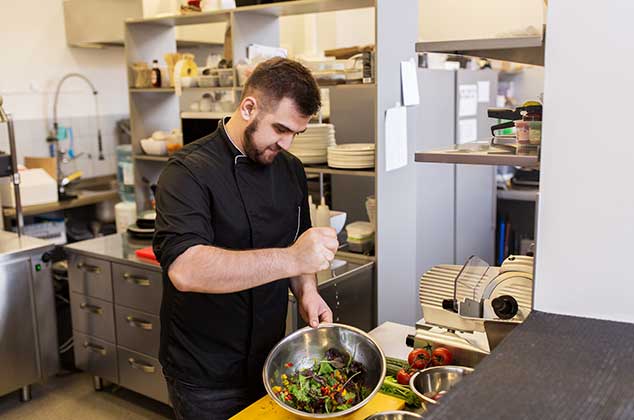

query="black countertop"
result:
[423,311,634,420]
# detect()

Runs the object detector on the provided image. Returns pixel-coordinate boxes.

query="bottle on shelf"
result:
[308,195,317,227]
[151,60,162,88]
[316,196,330,228]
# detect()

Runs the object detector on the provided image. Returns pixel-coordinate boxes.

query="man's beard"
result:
[244,117,281,165]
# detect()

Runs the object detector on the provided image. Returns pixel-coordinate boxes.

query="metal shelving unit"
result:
[416,33,545,66]
[180,111,228,120]
[126,0,420,329]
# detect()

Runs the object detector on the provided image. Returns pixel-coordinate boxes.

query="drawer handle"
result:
[83,341,107,356]
[77,262,102,274]
[79,302,103,315]
[128,358,156,374]
[123,273,151,287]
[126,316,153,330]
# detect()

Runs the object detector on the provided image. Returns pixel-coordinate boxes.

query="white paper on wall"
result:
[458,84,478,117]
[400,58,420,106]
[477,81,491,103]
[385,106,408,172]
[458,118,478,144]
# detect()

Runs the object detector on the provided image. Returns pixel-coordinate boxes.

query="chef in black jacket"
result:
[153,58,338,420]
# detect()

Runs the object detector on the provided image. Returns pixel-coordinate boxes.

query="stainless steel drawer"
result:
[118,347,169,405]
[112,263,162,314]
[115,305,160,358]
[68,254,112,301]
[70,292,115,343]
[73,332,118,383]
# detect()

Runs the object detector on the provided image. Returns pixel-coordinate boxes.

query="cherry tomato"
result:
[431,347,453,366]
[396,368,414,385]
[408,348,431,370]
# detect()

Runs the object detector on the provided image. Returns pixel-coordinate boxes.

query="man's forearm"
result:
[168,244,296,293]
[290,273,318,300]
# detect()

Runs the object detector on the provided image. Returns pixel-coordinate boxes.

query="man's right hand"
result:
[290,228,339,275]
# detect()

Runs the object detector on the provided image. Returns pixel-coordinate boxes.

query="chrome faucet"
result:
[50,73,105,199]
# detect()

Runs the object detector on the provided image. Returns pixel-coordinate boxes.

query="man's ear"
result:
[240,96,257,121]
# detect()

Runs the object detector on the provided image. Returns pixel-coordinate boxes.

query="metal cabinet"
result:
[73,332,118,384]
[112,262,163,314]
[115,305,161,358]
[67,251,167,404]
[118,347,169,404]
[287,260,375,334]
[68,254,113,301]
[70,292,116,343]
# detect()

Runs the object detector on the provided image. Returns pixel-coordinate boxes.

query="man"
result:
[153,57,339,420]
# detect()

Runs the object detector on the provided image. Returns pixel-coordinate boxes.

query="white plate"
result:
[329,143,374,151]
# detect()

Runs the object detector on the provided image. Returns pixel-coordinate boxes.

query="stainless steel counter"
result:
[0,231,58,401]
[64,233,160,271]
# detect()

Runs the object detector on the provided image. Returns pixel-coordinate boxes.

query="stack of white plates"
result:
[327,143,375,169]
[289,123,336,164]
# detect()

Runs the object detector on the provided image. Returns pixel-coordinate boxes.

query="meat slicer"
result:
[407,255,534,367]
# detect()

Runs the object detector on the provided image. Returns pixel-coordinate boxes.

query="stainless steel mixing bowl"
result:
[263,323,386,418]
[364,410,424,420]
[409,365,474,405]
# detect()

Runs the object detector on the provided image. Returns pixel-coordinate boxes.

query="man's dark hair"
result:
[242,57,321,117]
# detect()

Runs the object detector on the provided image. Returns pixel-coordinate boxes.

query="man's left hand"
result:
[298,289,333,328]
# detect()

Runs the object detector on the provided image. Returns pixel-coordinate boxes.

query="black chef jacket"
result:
[153,118,311,397]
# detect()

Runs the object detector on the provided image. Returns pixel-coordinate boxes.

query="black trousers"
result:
[165,375,252,420]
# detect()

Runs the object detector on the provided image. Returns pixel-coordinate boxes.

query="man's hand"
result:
[298,288,333,328]
[289,227,339,275]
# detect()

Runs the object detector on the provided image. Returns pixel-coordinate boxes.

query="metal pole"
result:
[0,96,24,237]
[7,118,24,237]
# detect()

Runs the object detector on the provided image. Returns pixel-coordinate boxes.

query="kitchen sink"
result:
[68,177,118,193]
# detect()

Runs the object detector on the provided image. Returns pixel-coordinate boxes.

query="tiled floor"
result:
[0,373,173,420]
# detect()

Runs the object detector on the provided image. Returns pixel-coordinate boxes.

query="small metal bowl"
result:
[262,323,386,418]
[409,365,474,405]
[365,410,424,420]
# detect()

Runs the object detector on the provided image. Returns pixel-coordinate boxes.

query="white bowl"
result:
[330,210,347,234]
[140,138,168,156]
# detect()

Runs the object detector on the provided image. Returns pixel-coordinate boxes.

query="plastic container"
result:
[528,121,542,145]
[116,145,135,202]
[199,74,220,87]
[217,68,235,87]
[514,121,530,145]
[115,201,137,233]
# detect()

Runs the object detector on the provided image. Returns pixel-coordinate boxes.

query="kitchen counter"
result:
[64,232,160,271]
[421,311,634,420]
[2,175,119,218]
[65,233,374,285]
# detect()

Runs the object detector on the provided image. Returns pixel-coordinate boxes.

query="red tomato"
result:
[408,348,431,370]
[396,368,414,385]
[431,347,453,366]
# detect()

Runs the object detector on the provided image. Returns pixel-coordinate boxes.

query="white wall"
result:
[534,2,634,323]
[0,2,128,122]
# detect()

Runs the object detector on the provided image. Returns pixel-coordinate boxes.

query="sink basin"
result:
[68,178,118,193]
